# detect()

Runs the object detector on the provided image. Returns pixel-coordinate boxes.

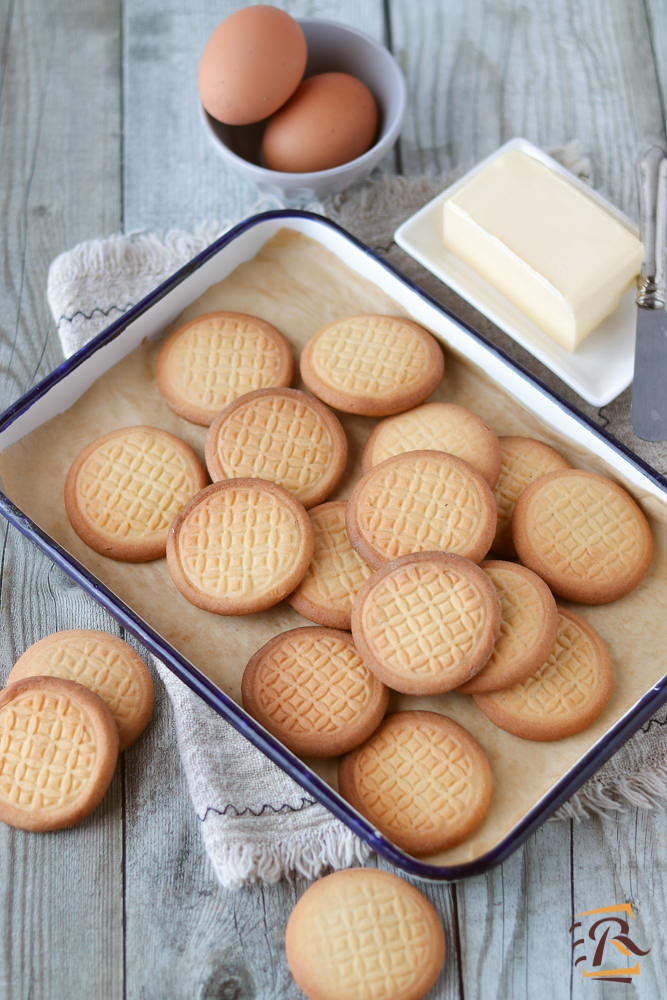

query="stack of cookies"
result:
[58,307,654,857]
[0,630,154,831]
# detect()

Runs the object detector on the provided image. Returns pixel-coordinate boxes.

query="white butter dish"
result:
[394,138,641,407]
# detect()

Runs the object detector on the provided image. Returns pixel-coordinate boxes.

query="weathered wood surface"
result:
[0,1,665,998]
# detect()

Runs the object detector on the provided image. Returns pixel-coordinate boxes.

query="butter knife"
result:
[631,145,667,441]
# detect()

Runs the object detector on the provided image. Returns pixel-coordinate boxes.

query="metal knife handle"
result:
[637,144,667,308]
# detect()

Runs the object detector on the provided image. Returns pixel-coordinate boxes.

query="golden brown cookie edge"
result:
[299,315,445,417]
[64,425,208,562]
[0,675,119,832]
[155,311,295,426]
[241,626,388,758]
[7,629,155,751]
[338,709,493,856]
[165,478,315,615]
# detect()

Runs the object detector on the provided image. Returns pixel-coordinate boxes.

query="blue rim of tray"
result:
[1,209,665,881]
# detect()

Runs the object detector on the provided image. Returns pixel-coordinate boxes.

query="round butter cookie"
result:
[65,425,208,562]
[242,627,388,757]
[346,450,497,569]
[338,710,492,855]
[473,607,613,740]
[166,478,314,615]
[300,315,444,416]
[0,676,119,832]
[491,436,571,557]
[512,469,653,604]
[458,561,558,694]
[286,868,446,1000]
[7,630,154,751]
[286,501,373,630]
[155,311,294,425]
[362,402,501,486]
[351,552,501,695]
[205,387,347,508]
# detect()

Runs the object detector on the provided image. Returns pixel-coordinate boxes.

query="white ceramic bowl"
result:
[200,18,407,201]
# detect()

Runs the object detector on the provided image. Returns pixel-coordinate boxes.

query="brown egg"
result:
[261,72,379,173]
[198,6,307,126]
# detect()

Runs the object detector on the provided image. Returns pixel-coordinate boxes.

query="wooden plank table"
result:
[1,2,665,997]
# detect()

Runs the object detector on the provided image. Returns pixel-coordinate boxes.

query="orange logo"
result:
[570,903,650,983]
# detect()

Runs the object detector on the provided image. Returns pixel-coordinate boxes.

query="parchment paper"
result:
[1,229,666,866]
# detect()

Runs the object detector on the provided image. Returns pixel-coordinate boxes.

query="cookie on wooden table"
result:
[362,401,502,486]
[166,479,314,615]
[65,425,208,562]
[512,468,653,604]
[241,627,388,757]
[7,630,154,751]
[338,710,493,856]
[491,435,571,557]
[346,450,497,569]
[285,868,446,1000]
[155,311,294,425]
[205,387,347,508]
[0,676,119,832]
[473,607,614,741]
[458,560,558,694]
[286,501,372,630]
[300,314,444,416]
[351,552,501,695]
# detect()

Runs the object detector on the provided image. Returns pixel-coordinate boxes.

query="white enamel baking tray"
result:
[394,137,640,407]
[0,211,665,881]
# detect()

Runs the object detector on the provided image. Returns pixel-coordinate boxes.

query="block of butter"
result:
[442,150,644,351]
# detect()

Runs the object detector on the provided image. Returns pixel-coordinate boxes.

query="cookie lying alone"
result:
[241,627,388,757]
[351,552,501,695]
[300,314,444,416]
[346,450,497,568]
[166,479,314,615]
[512,468,653,604]
[362,401,502,487]
[286,501,373,630]
[338,710,492,856]
[0,676,119,832]
[65,425,208,561]
[473,607,613,740]
[155,311,294,425]
[205,387,347,508]
[7,630,154,751]
[286,868,446,1000]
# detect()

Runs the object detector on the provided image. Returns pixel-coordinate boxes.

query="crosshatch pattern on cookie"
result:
[484,614,603,718]
[370,408,472,462]
[253,634,379,735]
[176,487,305,597]
[484,565,547,664]
[363,402,501,485]
[209,394,336,496]
[309,317,434,395]
[293,504,372,607]
[15,635,144,729]
[352,722,479,832]
[354,454,491,558]
[160,315,289,410]
[74,430,203,540]
[304,878,441,997]
[0,690,98,811]
[493,437,570,527]
[360,564,490,676]
[522,477,648,583]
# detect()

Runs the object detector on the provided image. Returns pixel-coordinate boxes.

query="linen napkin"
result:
[47,153,667,889]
